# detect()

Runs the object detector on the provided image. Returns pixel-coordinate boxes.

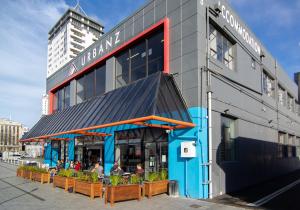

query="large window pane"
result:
[57,88,64,111]
[76,76,85,104]
[95,65,106,96]
[131,40,146,82]
[116,50,130,88]
[209,24,234,70]
[85,70,95,100]
[64,85,70,109]
[147,30,164,75]
[221,115,236,161]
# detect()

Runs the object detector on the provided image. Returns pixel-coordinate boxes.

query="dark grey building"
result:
[23,0,300,199]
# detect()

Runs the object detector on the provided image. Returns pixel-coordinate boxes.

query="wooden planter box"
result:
[23,170,32,180]
[74,180,103,199]
[105,184,141,206]
[16,169,24,177]
[53,176,75,191]
[144,180,169,198]
[31,172,50,184]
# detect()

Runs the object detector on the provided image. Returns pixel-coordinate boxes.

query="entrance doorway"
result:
[114,128,168,179]
[75,136,104,170]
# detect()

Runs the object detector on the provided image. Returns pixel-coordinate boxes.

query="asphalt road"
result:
[210,169,300,210]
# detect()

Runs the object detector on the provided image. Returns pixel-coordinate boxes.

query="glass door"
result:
[144,142,157,179]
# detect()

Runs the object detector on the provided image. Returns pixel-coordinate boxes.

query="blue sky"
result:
[0,0,299,128]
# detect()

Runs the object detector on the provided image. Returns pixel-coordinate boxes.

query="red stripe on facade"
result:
[48,18,170,112]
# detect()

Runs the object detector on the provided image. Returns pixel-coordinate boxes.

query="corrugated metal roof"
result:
[22,72,192,140]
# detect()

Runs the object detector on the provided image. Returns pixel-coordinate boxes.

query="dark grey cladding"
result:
[22,72,192,140]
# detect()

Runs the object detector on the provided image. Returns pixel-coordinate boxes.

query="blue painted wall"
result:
[68,139,75,161]
[42,107,208,199]
[168,107,208,199]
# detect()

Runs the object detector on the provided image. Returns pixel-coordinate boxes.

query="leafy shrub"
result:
[160,169,168,180]
[64,169,74,177]
[58,169,66,177]
[148,172,160,182]
[110,175,121,186]
[90,172,98,183]
[130,174,140,184]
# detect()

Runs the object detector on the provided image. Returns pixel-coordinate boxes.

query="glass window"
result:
[116,50,130,88]
[130,40,146,82]
[287,93,294,112]
[147,30,164,75]
[296,137,300,159]
[76,76,85,104]
[288,135,294,158]
[262,71,275,98]
[57,88,64,112]
[278,85,286,106]
[85,70,95,100]
[221,115,236,161]
[278,132,285,159]
[64,84,70,109]
[95,65,106,96]
[210,24,234,70]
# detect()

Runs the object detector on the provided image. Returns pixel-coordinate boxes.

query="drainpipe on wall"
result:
[205,5,213,199]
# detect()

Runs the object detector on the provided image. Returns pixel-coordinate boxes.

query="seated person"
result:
[135,163,144,178]
[110,162,124,176]
[91,162,104,178]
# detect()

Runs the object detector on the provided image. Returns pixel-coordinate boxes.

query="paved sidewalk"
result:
[0,162,245,210]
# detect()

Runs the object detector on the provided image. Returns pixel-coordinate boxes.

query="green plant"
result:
[130,174,140,184]
[148,172,159,182]
[110,175,121,186]
[58,169,66,177]
[160,169,168,180]
[64,169,73,177]
[90,172,98,183]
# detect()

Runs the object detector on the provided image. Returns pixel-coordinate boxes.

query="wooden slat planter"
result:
[16,169,24,177]
[74,180,102,199]
[31,172,50,184]
[144,180,169,198]
[53,176,75,191]
[105,184,141,206]
[23,170,32,180]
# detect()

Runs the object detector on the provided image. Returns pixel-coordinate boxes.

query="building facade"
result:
[41,94,49,116]
[23,0,300,199]
[47,5,104,78]
[0,118,25,152]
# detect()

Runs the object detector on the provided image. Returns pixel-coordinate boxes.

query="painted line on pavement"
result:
[247,179,300,207]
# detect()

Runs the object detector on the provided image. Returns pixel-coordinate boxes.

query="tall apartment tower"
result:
[0,118,25,152]
[43,3,104,115]
[46,3,104,78]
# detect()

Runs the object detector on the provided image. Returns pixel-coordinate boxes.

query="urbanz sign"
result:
[218,1,261,56]
[68,31,121,76]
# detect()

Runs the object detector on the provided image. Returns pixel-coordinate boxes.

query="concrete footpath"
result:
[0,162,245,210]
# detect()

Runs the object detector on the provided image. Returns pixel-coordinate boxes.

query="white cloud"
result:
[0,0,69,127]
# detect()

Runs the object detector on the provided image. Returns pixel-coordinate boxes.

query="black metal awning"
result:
[21,72,194,141]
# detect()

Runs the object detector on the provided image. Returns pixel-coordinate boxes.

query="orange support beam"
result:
[21,115,195,142]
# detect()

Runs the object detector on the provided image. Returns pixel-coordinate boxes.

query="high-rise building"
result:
[43,3,104,115]
[0,118,25,152]
[41,94,49,116]
[46,3,104,78]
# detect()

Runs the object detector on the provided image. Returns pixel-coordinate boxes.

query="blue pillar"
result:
[68,138,75,161]
[44,142,51,166]
[104,128,115,175]
[168,107,208,199]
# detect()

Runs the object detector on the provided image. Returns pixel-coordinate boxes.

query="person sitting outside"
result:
[110,162,124,176]
[74,161,81,171]
[91,162,104,178]
[135,163,144,178]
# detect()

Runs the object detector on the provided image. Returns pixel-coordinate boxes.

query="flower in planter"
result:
[159,169,168,180]
[130,174,141,185]
[148,172,160,182]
